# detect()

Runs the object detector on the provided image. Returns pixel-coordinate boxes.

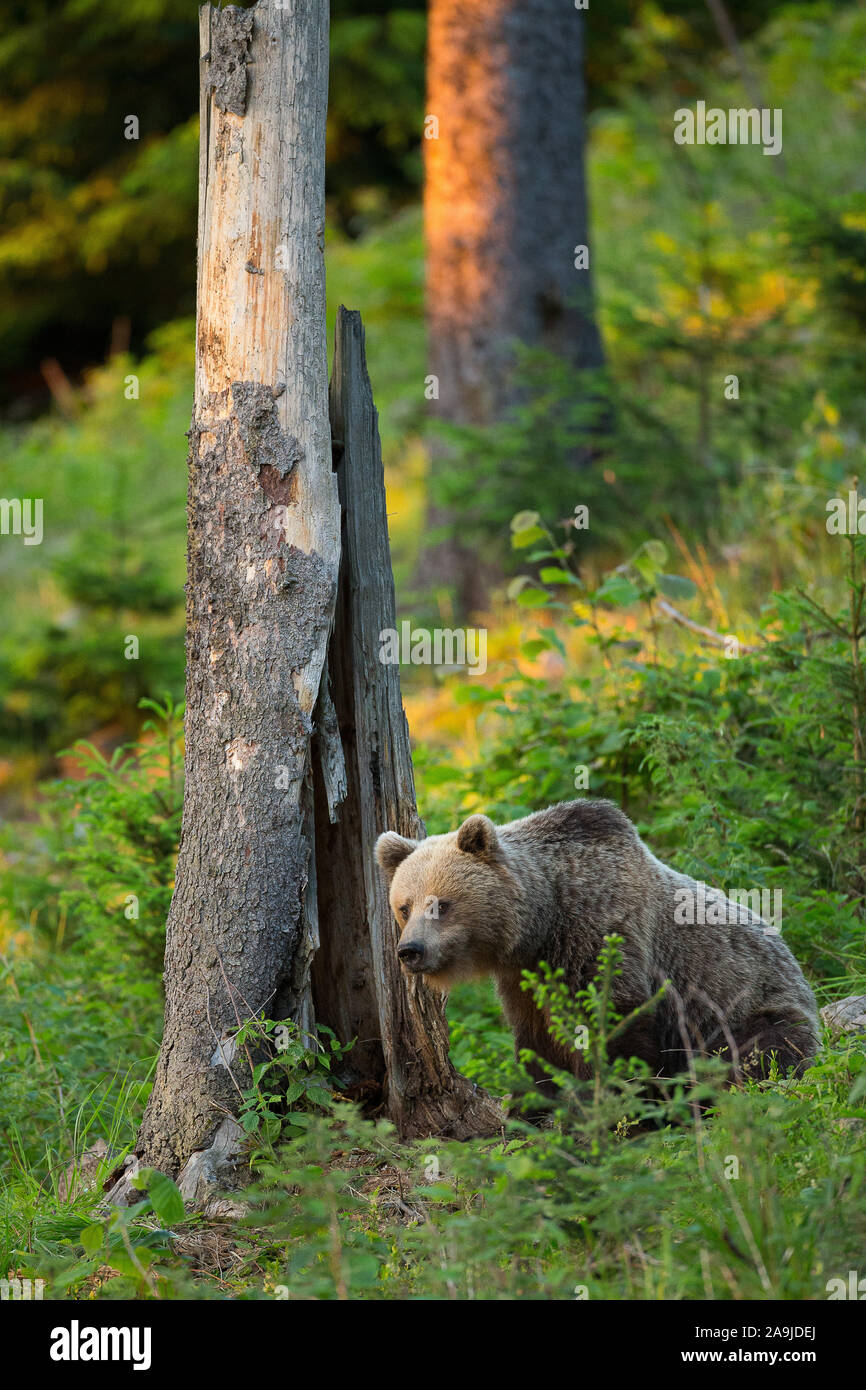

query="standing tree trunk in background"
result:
[135,0,339,1195]
[421,0,605,613]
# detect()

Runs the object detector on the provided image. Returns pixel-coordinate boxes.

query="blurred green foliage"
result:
[0,0,427,397]
[424,3,866,582]
[0,0,837,400]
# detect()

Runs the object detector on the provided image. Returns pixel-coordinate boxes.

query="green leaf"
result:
[539,567,580,586]
[656,573,698,601]
[595,575,640,607]
[262,1114,282,1144]
[520,637,553,660]
[135,1168,186,1226]
[512,526,546,550]
[306,1087,332,1109]
[517,588,550,608]
[510,510,541,533]
[642,540,668,567]
[632,553,657,585]
[80,1223,105,1256]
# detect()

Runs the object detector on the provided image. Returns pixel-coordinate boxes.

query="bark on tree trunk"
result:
[313,308,503,1140]
[426,0,603,423]
[420,0,606,612]
[128,7,500,1201]
[135,0,338,1194]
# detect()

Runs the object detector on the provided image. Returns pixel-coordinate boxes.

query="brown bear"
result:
[375,799,820,1088]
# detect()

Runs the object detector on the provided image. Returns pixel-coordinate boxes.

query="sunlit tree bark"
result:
[422,0,605,611]
[135,0,339,1192]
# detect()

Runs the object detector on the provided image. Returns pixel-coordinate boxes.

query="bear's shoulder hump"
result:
[516,798,635,845]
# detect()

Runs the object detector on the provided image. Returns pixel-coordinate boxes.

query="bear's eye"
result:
[437,900,450,917]
[399,903,411,922]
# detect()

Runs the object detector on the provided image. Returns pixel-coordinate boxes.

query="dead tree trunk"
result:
[313,308,503,1140]
[130,6,499,1199]
[135,0,339,1194]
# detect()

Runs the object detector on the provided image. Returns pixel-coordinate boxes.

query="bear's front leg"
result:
[605,1008,663,1077]
[511,1028,562,1124]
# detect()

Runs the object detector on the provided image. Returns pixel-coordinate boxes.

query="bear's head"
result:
[374,814,519,992]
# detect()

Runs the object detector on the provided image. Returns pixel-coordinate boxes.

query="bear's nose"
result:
[397,943,425,965]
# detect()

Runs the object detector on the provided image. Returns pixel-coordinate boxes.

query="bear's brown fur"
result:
[375,799,820,1087]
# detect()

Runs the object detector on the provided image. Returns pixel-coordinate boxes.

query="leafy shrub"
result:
[419,515,866,990]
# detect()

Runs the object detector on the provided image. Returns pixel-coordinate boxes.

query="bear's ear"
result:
[375,831,417,882]
[456,814,499,859]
